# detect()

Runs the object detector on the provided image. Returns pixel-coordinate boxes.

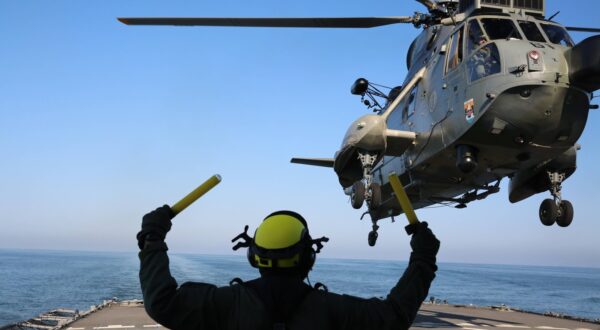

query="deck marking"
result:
[458,323,476,327]
[143,325,161,328]
[419,311,438,316]
[462,327,487,330]
[413,321,448,328]
[497,325,531,329]
[536,327,570,330]
[575,328,593,330]
[68,328,85,330]
[93,326,135,329]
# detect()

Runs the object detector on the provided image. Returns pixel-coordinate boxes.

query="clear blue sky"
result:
[1,0,599,267]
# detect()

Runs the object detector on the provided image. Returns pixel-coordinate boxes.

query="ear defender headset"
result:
[231,211,329,276]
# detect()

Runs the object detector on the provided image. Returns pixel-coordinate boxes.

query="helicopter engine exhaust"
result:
[456,145,479,174]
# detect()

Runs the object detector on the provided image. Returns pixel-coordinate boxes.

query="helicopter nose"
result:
[568,35,600,92]
[339,114,387,152]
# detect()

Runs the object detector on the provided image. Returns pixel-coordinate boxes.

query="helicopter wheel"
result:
[368,230,378,247]
[539,199,557,226]
[351,182,365,209]
[556,200,574,228]
[368,183,382,209]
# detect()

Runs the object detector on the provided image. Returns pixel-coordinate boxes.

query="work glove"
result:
[136,205,174,250]
[409,222,440,265]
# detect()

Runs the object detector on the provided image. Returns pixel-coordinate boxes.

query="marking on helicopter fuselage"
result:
[464,98,475,124]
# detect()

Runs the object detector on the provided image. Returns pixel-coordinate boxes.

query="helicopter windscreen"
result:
[467,19,488,54]
[467,43,501,82]
[480,18,523,40]
[518,21,546,43]
[540,24,574,47]
[465,18,500,82]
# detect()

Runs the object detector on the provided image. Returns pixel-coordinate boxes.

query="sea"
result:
[1,249,599,326]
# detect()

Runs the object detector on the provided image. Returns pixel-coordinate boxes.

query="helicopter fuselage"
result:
[337,11,596,221]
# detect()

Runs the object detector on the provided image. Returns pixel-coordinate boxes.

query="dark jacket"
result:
[139,241,437,330]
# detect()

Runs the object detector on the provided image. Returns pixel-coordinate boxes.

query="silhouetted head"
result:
[245,211,327,279]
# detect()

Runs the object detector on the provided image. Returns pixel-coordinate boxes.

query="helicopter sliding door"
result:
[443,25,468,139]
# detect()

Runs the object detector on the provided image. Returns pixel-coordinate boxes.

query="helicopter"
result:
[119,0,600,245]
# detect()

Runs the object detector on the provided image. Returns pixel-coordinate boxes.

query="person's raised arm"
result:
[137,206,222,330]
[336,222,439,330]
[386,222,440,325]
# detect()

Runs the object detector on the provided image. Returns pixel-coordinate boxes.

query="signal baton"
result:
[171,174,222,216]
[388,172,421,235]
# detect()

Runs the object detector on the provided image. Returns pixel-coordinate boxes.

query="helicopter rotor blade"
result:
[117,17,414,28]
[566,26,600,33]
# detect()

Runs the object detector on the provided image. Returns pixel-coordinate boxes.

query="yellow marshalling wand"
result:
[171,174,222,216]
[388,172,421,235]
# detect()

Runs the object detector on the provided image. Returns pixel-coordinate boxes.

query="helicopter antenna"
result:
[547,11,560,21]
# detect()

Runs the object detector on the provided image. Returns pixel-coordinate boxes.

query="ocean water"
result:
[1,249,599,326]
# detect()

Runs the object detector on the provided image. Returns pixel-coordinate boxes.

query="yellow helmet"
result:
[232,211,328,277]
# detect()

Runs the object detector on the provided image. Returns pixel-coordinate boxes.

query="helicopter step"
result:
[539,171,574,227]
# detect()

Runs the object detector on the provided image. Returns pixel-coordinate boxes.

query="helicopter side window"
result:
[467,20,488,54]
[518,21,546,42]
[480,18,523,40]
[467,43,501,82]
[541,24,574,47]
[402,87,418,122]
[446,27,465,73]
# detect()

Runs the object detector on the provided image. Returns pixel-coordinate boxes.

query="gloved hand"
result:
[409,222,440,264]
[136,205,175,250]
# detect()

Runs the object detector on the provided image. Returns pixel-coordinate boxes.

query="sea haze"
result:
[0,249,599,326]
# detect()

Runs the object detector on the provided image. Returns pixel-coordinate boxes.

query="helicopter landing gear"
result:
[350,151,382,210]
[351,182,365,209]
[556,200,574,227]
[538,171,574,227]
[368,222,379,247]
[350,182,381,209]
[369,182,382,209]
[539,199,557,226]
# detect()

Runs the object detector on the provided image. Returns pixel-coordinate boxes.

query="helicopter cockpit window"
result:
[467,20,488,54]
[480,18,523,40]
[540,24,574,47]
[518,21,546,42]
[447,27,465,73]
[467,43,501,82]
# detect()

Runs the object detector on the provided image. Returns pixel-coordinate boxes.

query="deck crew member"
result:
[137,206,439,330]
